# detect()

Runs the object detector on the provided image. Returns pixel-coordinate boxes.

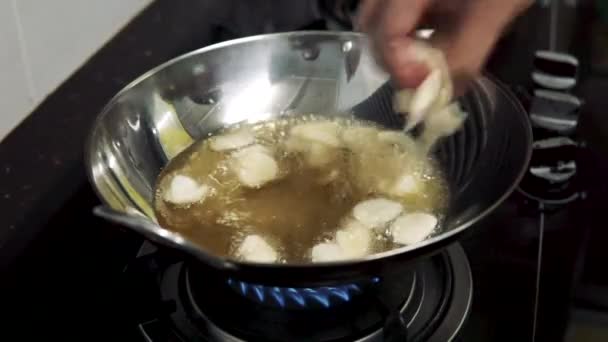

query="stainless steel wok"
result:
[86,31,532,286]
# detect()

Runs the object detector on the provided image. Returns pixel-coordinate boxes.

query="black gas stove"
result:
[124,242,471,342]
[0,181,546,341]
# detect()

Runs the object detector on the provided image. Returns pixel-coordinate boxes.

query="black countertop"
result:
[0,0,318,268]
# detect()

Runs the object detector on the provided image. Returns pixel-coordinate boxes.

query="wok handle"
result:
[93,205,237,271]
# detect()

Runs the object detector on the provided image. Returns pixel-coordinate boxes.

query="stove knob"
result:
[518,136,582,204]
[529,89,582,134]
[532,50,579,90]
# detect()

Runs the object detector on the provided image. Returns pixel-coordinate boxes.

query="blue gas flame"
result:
[227,277,380,309]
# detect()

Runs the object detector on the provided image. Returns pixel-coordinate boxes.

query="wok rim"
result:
[85,31,533,270]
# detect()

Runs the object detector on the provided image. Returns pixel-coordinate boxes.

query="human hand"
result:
[358,0,532,95]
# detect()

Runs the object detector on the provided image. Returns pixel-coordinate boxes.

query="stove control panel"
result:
[519,49,584,207]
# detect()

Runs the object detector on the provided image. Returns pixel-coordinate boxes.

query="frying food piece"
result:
[285,120,342,168]
[336,220,372,258]
[393,88,414,120]
[390,212,438,245]
[230,144,279,188]
[311,242,347,262]
[352,198,403,228]
[393,41,454,132]
[163,175,209,204]
[306,143,338,168]
[237,235,279,262]
[341,126,379,151]
[209,128,255,151]
[289,121,341,147]
[284,135,307,154]
[409,69,442,120]
[388,174,422,196]
[408,41,453,113]
[419,103,467,152]
[377,130,417,150]
[318,169,341,185]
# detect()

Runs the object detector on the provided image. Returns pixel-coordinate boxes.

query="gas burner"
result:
[226,277,380,309]
[136,244,472,342]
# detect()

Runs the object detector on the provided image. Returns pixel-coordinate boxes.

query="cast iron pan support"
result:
[383,311,409,342]
[374,292,409,342]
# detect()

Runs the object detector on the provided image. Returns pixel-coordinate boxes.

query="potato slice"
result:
[311,242,347,262]
[284,135,308,153]
[285,123,340,168]
[390,174,422,196]
[353,198,403,228]
[393,88,414,115]
[209,128,255,152]
[306,143,338,168]
[377,130,415,148]
[341,126,379,151]
[408,41,453,106]
[230,144,279,188]
[409,69,442,120]
[390,212,438,245]
[393,41,454,131]
[237,235,278,263]
[336,220,372,258]
[425,103,467,137]
[163,175,209,204]
[318,169,340,185]
[290,121,341,147]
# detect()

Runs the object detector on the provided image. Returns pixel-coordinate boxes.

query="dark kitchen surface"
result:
[1,0,607,341]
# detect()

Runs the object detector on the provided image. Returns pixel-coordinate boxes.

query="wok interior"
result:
[87,32,531,257]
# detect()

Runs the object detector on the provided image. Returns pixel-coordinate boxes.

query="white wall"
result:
[0,0,151,140]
